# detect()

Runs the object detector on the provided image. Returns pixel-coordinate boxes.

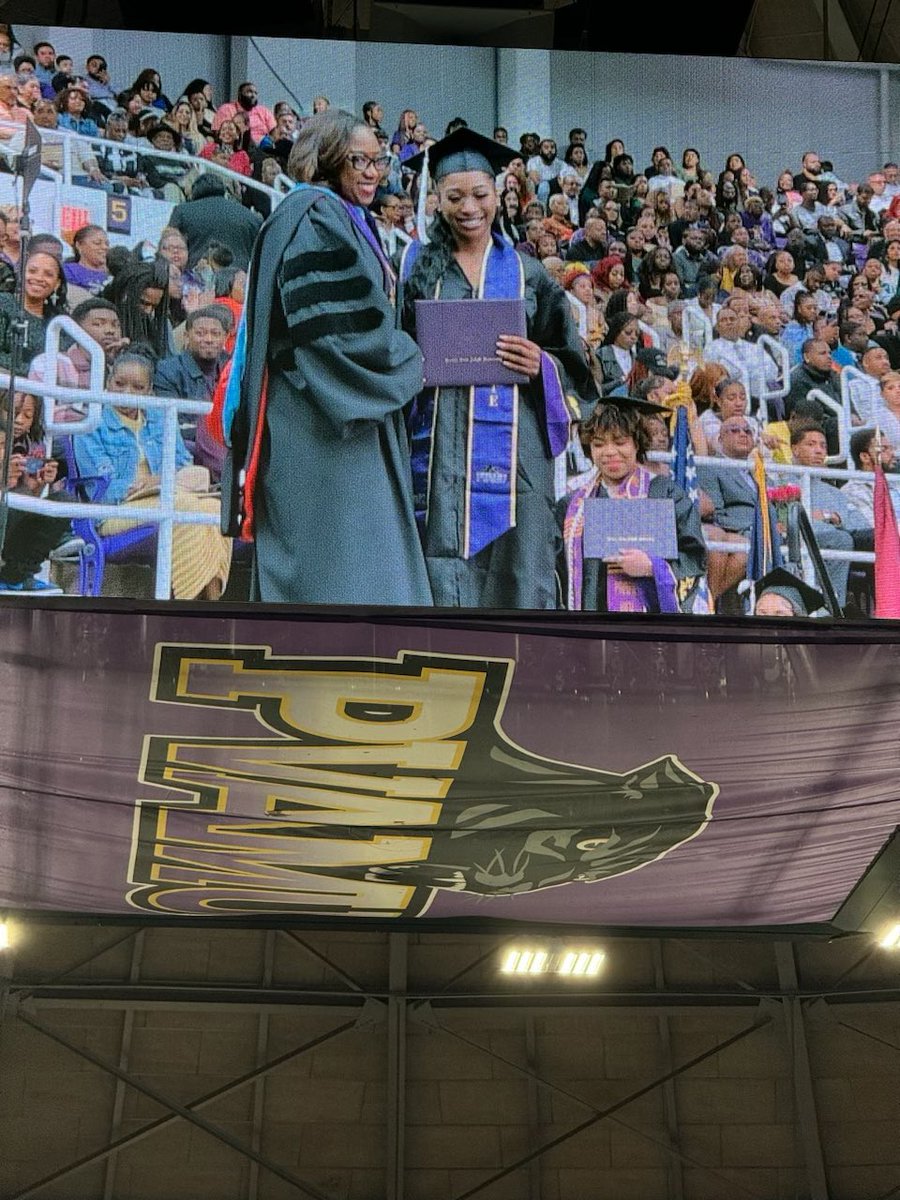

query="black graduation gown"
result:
[400,252,595,609]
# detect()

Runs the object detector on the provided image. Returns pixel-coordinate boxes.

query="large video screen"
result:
[0,23,898,618]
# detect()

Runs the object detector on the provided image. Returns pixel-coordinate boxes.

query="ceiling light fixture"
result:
[501,945,605,977]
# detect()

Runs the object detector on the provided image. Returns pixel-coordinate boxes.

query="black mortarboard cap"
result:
[754,567,826,616]
[405,127,518,183]
[599,389,670,416]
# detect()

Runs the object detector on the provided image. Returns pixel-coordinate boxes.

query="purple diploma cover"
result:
[583,498,679,561]
[415,298,528,386]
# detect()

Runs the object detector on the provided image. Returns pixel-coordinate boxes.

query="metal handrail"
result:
[841,363,874,424]
[806,386,851,464]
[3,335,215,600]
[681,305,713,350]
[36,316,106,436]
[30,123,283,209]
[756,334,790,423]
[648,450,887,574]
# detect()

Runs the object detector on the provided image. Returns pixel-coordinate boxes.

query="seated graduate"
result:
[752,567,826,617]
[559,395,706,613]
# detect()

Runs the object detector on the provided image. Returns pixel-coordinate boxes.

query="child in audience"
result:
[73,348,232,600]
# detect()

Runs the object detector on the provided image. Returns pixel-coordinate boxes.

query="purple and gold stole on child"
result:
[401,234,570,558]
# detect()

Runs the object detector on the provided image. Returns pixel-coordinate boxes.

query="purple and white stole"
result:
[401,234,570,558]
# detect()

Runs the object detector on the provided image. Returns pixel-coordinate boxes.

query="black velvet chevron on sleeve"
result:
[278,214,384,351]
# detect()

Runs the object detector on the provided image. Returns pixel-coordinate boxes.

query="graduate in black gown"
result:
[231,109,433,605]
[399,129,596,609]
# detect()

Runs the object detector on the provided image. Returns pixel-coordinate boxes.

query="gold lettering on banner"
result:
[126,644,718,918]
[127,646,499,916]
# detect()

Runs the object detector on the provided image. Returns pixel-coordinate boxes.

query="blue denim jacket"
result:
[58,113,100,138]
[73,404,192,506]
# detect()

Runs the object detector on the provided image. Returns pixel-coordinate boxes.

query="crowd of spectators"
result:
[0,27,897,613]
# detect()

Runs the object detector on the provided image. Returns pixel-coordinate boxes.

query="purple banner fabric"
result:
[1,607,899,928]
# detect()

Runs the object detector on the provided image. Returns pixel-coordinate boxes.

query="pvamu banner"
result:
[1,604,898,933]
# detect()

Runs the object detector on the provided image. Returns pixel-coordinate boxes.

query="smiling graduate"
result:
[399,128,597,609]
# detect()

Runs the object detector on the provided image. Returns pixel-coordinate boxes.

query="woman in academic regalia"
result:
[233,109,433,605]
[399,128,596,609]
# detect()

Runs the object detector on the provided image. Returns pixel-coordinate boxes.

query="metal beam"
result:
[441,1012,774,1200]
[10,928,143,1003]
[419,936,522,999]
[672,939,759,995]
[426,1011,769,1200]
[21,987,900,1013]
[814,0,862,58]
[428,1016,767,1198]
[248,930,276,1200]
[774,943,829,1200]
[102,930,144,1200]
[880,67,892,163]
[836,1018,900,1057]
[652,942,684,1200]
[386,933,408,1200]
[9,1011,356,1200]
[524,1016,543,1200]
[278,930,366,994]
[18,979,900,1005]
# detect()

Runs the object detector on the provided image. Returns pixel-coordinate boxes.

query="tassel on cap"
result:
[416,144,430,245]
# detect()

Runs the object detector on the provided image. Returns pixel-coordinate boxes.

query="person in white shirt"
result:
[704,308,780,407]
[646,155,680,197]
[844,428,900,526]
[527,138,563,205]
[374,194,411,257]
[848,345,891,425]
[557,168,582,226]
[883,162,900,200]
[791,181,828,232]
[868,171,891,216]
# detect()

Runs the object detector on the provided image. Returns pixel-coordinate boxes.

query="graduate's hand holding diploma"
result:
[604,548,654,577]
[496,335,542,380]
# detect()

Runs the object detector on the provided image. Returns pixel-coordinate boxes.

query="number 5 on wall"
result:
[107,194,132,236]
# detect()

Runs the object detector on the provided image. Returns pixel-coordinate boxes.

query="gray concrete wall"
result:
[11,24,896,188]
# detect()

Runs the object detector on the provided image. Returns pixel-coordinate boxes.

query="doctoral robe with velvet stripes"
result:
[247,188,433,605]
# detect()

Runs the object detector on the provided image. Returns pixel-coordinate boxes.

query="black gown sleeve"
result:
[525,257,598,422]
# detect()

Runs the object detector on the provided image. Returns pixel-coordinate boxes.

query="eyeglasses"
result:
[346,153,392,173]
[722,424,753,434]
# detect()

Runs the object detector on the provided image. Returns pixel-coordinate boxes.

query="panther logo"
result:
[129,646,718,916]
